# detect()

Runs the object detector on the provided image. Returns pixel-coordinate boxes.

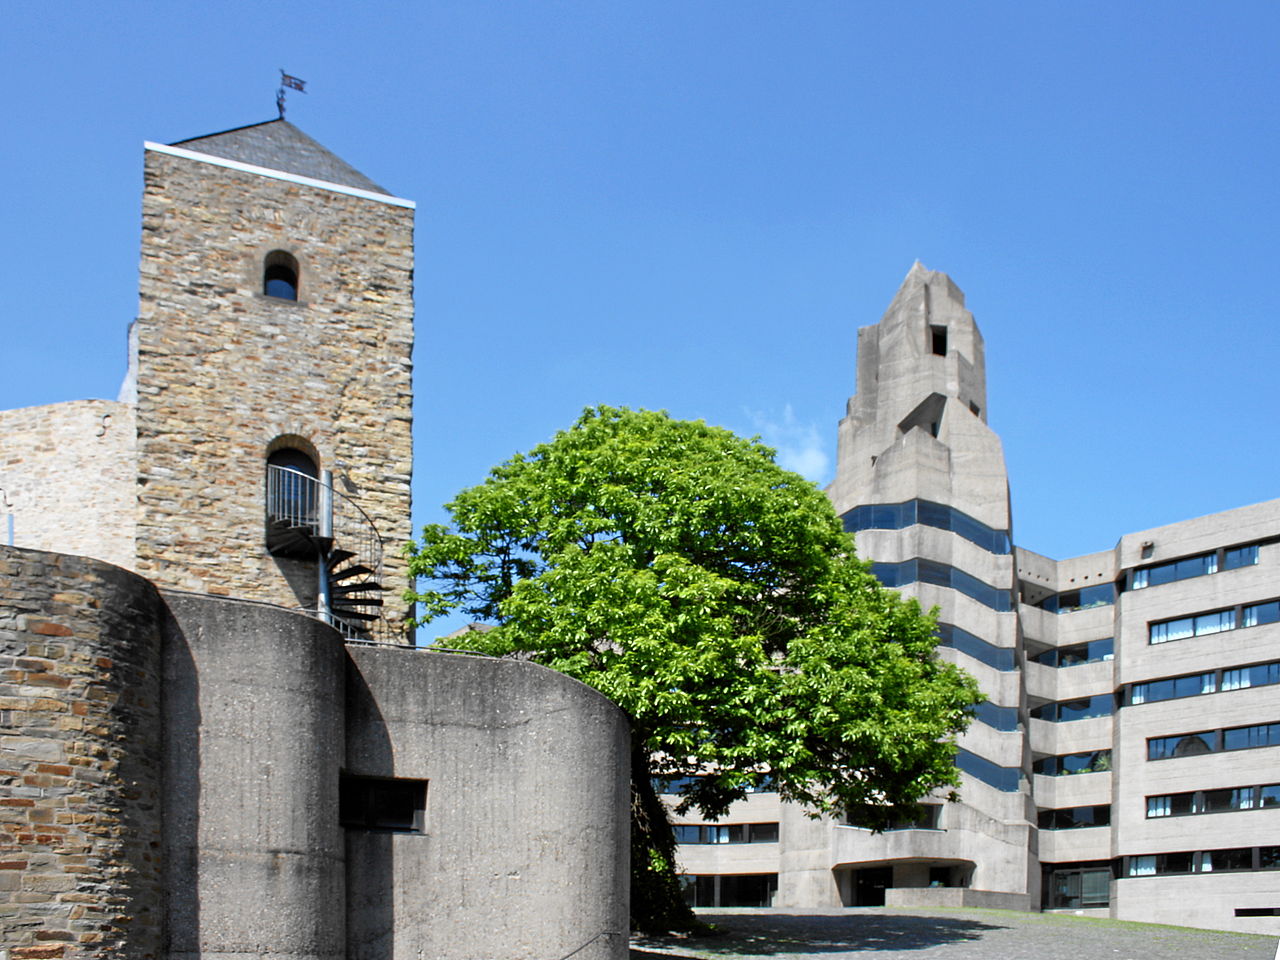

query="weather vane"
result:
[276,69,307,119]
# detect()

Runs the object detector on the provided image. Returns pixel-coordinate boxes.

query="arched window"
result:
[263,250,300,301]
[266,447,319,529]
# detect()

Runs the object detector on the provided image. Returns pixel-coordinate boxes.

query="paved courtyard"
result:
[630,908,1280,960]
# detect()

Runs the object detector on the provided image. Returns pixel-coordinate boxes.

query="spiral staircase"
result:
[265,465,389,639]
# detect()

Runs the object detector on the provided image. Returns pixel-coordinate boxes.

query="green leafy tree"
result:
[405,406,981,932]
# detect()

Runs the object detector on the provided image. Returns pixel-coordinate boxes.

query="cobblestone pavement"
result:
[630,908,1280,960]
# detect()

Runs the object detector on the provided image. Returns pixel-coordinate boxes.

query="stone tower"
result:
[129,120,414,632]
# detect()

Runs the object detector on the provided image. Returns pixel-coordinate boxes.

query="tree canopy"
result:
[406,406,982,930]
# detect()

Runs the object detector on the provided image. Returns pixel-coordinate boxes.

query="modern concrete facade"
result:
[667,264,1280,935]
[0,120,630,959]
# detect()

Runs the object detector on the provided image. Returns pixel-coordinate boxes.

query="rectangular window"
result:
[1224,723,1280,752]
[1148,731,1217,760]
[1261,785,1280,808]
[1130,543,1259,592]
[1243,600,1280,628]
[1131,671,1216,705]
[1033,750,1111,777]
[930,325,947,356]
[1200,848,1254,872]
[1032,638,1114,668]
[1150,608,1237,644]
[674,822,780,844]
[1224,545,1260,570]
[1031,694,1112,723]
[1044,863,1112,909]
[339,775,427,832]
[1222,662,1280,691]
[681,874,778,908]
[1037,805,1111,830]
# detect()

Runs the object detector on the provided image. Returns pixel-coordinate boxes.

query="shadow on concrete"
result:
[631,911,1008,956]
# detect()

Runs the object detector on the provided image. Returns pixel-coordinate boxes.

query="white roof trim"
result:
[144,141,416,209]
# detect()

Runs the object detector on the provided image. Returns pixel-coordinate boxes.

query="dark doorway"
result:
[853,867,893,906]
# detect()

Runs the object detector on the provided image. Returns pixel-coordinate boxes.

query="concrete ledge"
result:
[886,888,1031,911]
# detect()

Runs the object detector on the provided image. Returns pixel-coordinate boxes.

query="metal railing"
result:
[266,465,391,640]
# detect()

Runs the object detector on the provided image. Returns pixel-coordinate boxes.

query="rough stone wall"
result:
[0,545,165,959]
[133,148,413,627]
[0,401,136,572]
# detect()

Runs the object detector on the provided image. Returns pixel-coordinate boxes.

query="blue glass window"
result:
[955,749,1021,792]
[1224,545,1260,570]
[1031,694,1112,723]
[1131,672,1216,705]
[842,500,1011,554]
[870,559,1013,612]
[1222,662,1280,691]
[974,701,1019,732]
[1224,723,1280,752]
[1031,638,1113,667]
[936,623,1017,671]
[1148,731,1217,760]
[1033,750,1111,776]
[1035,583,1114,614]
[1150,608,1236,644]
[1129,543,1260,591]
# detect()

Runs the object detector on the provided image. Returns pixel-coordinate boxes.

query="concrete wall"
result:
[344,646,630,960]
[161,592,347,960]
[133,146,414,618]
[0,400,136,571]
[0,545,165,958]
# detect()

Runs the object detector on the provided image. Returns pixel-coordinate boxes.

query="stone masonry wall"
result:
[0,401,136,573]
[133,148,413,629]
[0,545,165,958]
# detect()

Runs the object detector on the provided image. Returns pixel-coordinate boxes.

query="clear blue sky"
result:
[5,2,1279,575]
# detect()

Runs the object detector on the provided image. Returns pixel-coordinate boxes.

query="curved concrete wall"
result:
[161,592,346,960]
[344,646,630,960]
[0,545,165,958]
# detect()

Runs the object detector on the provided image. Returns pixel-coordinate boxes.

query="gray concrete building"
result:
[666,263,1280,935]
[0,120,629,959]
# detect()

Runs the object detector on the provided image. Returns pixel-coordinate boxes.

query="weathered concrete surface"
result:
[162,592,347,960]
[0,544,166,958]
[344,645,631,960]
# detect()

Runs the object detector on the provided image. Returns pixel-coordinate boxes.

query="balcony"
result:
[266,465,388,640]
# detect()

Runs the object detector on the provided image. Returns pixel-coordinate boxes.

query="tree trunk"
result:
[629,737,704,934]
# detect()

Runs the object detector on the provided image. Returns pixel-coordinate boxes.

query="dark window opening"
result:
[930,324,948,356]
[1038,804,1111,830]
[1043,863,1112,909]
[845,803,942,831]
[673,822,779,844]
[266,446,320,535]
[1236,907,1280,917]
[681,873,776,908]
[264,250,300,300]
[340,775,427,832]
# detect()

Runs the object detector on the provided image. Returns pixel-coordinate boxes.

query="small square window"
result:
[340,775,427,832]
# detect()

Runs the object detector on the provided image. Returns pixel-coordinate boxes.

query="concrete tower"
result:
[130,120,415,633]
[825,263,1033,905]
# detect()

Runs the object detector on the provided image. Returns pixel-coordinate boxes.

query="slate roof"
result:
[171,119,389,194]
